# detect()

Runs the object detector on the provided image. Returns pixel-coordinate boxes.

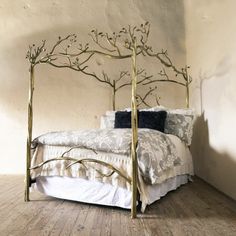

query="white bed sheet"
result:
[34,174,189,209]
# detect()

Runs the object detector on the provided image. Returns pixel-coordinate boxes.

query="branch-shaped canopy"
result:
[26,22,192,108]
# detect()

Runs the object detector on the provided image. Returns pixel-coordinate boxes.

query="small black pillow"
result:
[114,111,131,128]
[114,110,167,132]
[139,111,167,132]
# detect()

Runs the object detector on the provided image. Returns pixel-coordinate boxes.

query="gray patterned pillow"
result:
[144,107,194,145]
[164,110,194,146]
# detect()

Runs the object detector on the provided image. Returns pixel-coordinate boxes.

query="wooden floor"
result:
[0,176,236,236]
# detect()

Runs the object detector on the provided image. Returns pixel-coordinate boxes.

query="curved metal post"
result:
[185,67,190,108]
[112,80,116,111]
[131,39,138,219]
[186,83,190,108]
[25,64,34,202]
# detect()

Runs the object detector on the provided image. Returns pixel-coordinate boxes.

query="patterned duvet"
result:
[32,128,181,185]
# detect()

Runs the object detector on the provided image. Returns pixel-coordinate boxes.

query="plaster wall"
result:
[185,0,236,200]
[0,0,186,173]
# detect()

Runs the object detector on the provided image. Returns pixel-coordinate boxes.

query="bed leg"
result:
[25,141,31,202]
[131,149,138,219]
[131,179,137,219]
[131,150,138,218]
[24,174,30,202]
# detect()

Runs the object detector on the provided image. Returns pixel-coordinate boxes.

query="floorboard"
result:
[0,175,236,236]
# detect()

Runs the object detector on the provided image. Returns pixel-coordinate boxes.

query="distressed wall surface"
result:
[1,0,236,203]
[0,0,186,173]
[186,0,236,200]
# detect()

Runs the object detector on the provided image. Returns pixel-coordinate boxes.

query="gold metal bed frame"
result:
[25,23,191,218]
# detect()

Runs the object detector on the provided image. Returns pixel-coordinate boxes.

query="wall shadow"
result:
[140,111,236,219]
[191,112,236,200]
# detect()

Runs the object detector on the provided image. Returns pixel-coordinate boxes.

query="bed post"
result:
[112,80,116,111]
[24,64,34,202]
[185,67,190,108]
[131,38,138,219]
[186,83,190,108]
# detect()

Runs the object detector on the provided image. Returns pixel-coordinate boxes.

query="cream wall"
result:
[186,0,236,200]
[0,0,186,174]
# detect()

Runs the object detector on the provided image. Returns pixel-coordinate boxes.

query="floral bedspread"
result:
[32,128,181,184]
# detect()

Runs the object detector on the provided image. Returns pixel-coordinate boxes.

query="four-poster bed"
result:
[25,23,194,218]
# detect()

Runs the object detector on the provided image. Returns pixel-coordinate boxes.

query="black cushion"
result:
[114,111,132,128]
[139,111,167,132]
[114,110,167,132]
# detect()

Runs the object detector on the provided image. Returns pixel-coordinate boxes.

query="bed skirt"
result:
[32,174,189,211]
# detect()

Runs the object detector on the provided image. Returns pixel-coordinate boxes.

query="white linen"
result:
[33,174,189,210]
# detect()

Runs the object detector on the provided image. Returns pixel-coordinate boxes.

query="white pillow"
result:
[100,113,115,129]
[123,105,166,112]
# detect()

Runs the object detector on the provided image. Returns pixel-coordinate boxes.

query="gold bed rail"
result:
[30,156,131,184]
[25,22,192,219]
